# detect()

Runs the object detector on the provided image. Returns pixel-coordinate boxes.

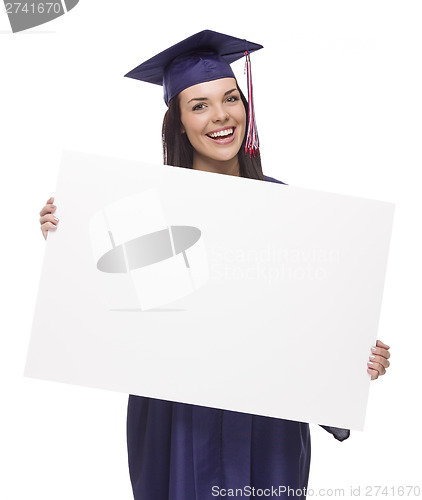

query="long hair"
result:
[162,85,265,180]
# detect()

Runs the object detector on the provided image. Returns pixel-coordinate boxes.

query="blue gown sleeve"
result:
[319,425,351,441]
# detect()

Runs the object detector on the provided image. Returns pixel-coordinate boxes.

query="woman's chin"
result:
[207,145,242,163]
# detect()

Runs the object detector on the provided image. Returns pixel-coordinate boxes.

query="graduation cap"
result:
[125,29,263,156]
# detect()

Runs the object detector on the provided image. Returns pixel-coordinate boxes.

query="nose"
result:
[211,104,229,123]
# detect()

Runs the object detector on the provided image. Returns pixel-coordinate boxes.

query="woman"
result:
[39,30,391,500]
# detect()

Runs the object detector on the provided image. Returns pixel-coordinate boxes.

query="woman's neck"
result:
[192,152,240,177]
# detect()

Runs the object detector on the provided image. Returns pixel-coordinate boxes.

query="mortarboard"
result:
[125,29,263,156]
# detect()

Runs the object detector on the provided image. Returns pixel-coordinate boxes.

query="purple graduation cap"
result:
[125,29,263,157]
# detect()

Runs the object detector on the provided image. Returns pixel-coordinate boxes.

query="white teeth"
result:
[208,128,233,138]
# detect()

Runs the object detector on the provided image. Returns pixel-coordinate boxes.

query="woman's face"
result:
[179,77,246,164]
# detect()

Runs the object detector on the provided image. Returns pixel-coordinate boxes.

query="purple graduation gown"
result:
[126,175,348,500]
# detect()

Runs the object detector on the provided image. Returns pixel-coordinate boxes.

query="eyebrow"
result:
[187,88,238,104]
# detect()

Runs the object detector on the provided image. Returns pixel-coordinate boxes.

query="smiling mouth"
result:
[206,127,235,140]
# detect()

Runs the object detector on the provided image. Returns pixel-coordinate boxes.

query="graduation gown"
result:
[126,175,349,500]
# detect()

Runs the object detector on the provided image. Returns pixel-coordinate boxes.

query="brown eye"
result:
[192,103,207,111]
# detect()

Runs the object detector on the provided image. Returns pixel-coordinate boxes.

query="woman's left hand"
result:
[367,340,390,380]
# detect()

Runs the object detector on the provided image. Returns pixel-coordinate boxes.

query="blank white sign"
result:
[25,151,395,430]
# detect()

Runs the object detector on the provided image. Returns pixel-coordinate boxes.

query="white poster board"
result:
[25,151,394,430]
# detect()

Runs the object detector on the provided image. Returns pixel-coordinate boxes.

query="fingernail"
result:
[53,217,59,222]
[371,347,377,353]
[369,355,375,359]
[368,361,374,366]
[51,205,56,208]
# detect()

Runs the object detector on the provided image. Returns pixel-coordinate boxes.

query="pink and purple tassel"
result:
[244,51,260,157]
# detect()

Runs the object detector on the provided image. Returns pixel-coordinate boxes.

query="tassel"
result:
[244,50,260,157]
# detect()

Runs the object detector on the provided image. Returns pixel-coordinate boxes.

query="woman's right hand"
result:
[39,196,59,240]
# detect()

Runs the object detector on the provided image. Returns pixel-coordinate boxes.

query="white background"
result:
[0,1,421,498]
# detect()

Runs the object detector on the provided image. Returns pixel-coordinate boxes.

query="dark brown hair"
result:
[162,85,265,180]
